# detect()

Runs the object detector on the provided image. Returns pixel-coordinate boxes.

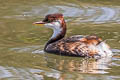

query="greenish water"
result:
[0,0,120,80]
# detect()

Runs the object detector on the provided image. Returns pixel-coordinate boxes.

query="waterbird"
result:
[33,13,112,58]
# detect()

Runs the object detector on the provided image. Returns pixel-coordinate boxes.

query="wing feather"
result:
[47,35,103,57]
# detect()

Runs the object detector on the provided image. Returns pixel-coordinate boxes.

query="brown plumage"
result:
[34,13,112,58]
[45,35,102,57]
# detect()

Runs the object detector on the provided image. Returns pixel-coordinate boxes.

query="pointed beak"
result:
[33,21,45,26]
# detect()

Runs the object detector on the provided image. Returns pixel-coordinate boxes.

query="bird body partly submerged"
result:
[34,13,112,58]
[45,35,112,58]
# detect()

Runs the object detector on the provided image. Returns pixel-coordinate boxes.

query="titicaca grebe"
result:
[34,13,112,58]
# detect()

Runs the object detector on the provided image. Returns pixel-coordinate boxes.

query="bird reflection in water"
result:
[45,54,112,74]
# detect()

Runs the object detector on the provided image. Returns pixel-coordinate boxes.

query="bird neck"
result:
[44,20,66,51]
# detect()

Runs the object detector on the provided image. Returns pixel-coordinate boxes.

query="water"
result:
[0,0,120,80]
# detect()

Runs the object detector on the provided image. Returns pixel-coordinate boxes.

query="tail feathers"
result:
[97,42,113,57]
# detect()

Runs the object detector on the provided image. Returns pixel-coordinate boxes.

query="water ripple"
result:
[0,66,60,80]
[10,45,44,54]
[2,3,120,24]
[95,7,115,22]
[33,5,120,24]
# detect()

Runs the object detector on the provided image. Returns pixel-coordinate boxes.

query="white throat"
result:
[44,20,63,39]
[51,28,62,38]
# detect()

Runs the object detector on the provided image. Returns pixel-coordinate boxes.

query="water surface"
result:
[0,0,120,80]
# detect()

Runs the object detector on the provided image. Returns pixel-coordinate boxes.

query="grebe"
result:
[34,13,112,58]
